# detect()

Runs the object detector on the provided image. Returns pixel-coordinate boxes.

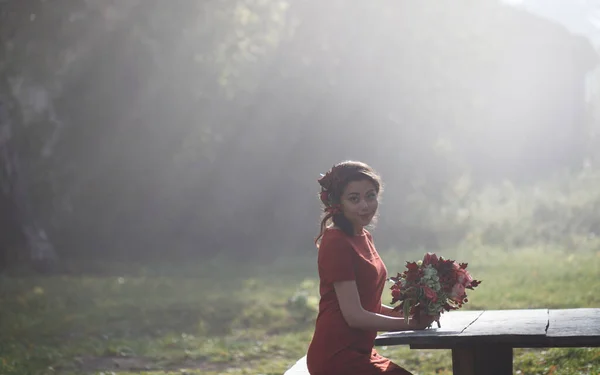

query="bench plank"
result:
[377,309,551,348]
[456,308,549,346]
[547,308,600,347]
[461,309,548,336]
[375,310,484,346]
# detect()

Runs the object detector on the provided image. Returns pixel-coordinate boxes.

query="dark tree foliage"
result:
[0,0,597,267]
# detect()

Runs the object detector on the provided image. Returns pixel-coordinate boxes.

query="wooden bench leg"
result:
[451,345,512,375]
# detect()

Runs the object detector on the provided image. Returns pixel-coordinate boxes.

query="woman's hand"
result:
[387,309,404,319]
[381,304,404,318]
[408,312,439,330]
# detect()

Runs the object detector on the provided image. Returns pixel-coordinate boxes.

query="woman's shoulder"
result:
[319,227,351,248]
[318,229,354,263]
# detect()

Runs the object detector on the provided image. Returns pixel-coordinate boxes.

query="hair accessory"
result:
[318,166,343,214]
[320,190,329,204]
[324,204,342,215]
[317,171,330,188]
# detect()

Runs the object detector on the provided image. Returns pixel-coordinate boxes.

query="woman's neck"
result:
[329,225,364,236]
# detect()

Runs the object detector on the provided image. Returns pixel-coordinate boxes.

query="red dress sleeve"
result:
[318,230,356,284]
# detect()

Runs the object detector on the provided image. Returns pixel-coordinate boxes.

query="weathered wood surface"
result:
[547,308,600,347]
[451,308,549,347]
[375,308,600,349]
[375,310,483,346]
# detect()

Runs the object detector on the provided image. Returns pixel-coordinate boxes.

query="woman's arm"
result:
[334,281,433,331]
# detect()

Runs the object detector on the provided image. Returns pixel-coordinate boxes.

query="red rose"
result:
[456,268,473,286]
[406,261,419,271]
[423,252,439,266]
[405,271,419,282]
[422,286,438,303]
[450,283,466,301]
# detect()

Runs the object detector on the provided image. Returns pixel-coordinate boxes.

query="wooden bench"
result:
[375,308,600,375]
[283,308,600,375]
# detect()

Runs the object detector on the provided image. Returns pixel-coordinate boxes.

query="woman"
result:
[306,161,436,375]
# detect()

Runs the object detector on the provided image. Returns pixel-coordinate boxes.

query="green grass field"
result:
[1,246,599,375]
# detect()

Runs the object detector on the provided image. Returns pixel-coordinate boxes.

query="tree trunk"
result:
[0,94,58,270]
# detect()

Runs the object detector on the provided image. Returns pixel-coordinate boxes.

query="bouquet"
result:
[389,252,481,328]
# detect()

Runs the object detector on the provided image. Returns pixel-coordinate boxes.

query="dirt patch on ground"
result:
[69,356,232,373]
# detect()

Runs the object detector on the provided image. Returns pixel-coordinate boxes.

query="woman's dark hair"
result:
[315,160,383,246]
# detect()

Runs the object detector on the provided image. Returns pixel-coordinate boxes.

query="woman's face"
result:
[340,179,379,234]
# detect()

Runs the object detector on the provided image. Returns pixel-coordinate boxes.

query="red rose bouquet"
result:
[389,252,481,328]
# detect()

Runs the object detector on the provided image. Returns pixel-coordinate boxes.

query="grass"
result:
[1,246,599,375]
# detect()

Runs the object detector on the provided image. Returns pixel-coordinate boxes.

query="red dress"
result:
[306,228,412,375]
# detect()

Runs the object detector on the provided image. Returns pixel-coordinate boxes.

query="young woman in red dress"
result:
[306,161,436,375]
